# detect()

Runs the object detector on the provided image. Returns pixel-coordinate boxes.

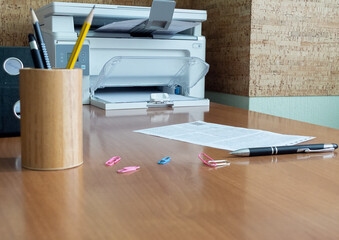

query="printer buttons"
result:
[192,43,202,49]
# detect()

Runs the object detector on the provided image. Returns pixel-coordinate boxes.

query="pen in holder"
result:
[19,68,83,170]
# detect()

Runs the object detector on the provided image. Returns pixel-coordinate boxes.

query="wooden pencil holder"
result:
[19,68,83,170]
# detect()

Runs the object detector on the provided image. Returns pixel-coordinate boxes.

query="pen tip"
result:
[30,8,38,23]
[229,149,250,157]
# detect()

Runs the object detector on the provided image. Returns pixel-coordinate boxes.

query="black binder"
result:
[0,47,34,137]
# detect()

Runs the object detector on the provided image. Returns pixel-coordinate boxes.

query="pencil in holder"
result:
[19,68,83,170]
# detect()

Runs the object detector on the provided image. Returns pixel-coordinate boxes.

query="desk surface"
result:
[1,103,339,240]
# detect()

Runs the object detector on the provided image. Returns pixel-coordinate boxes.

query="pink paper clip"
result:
[198,153,230,167]
[105,156,121,166]
[117,166,140,173]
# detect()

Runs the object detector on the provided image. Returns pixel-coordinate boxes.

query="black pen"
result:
[230,143,338,157]
[30,8,51,69]
[28,34,44,69]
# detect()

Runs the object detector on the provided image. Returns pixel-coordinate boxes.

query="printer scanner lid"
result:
[36,2,207,24]
[36,1,207,39]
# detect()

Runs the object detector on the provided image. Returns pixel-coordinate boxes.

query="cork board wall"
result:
[196,0,338,97]
[194,0,252,97]
[250,0,339,97]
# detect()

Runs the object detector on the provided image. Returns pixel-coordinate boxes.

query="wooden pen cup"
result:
[19,68,83,170]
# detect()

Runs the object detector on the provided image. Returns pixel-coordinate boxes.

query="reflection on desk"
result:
[229,152,337,165]
[0,103,339,240]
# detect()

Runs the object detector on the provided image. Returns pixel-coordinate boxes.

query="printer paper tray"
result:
[90,90,209,110]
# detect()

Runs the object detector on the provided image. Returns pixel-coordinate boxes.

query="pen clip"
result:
[299,148,335,153]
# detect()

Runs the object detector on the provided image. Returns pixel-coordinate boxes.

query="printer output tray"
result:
[90,56,209,110]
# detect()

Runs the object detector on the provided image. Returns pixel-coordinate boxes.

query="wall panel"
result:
[250,0,338,96]
[194,0,252,96]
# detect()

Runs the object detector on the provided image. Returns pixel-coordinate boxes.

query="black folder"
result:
[0,47,34,137]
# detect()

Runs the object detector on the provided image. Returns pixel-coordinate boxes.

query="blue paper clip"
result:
[158,157,171,165]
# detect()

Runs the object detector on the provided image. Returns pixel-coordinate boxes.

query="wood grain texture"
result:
[0,103,339,239]
[19,69,83,170]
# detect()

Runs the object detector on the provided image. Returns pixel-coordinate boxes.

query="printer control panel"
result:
[55,45,89,76]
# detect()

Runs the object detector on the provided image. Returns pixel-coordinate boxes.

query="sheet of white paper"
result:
[94,90,197,103]
[134,121,315,151]
[153,20,200,35]
[96,19,199,35]
[96,19,146,32]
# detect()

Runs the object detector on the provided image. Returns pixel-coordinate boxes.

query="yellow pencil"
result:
[67,6,95,69]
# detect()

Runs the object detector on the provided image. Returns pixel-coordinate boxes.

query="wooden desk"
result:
[0,103,338,240]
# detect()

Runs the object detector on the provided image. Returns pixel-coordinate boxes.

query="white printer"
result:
[36,1,209,110]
